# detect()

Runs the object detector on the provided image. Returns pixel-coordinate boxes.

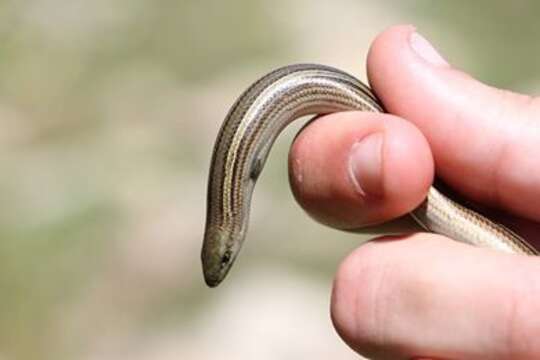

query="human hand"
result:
[288,25,540,359]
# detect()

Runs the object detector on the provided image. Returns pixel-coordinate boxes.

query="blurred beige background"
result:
[2,1,540,359]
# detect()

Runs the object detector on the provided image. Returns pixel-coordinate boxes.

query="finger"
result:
[288,111,433,229]
[331,234,540,359]
[368,25,540,221]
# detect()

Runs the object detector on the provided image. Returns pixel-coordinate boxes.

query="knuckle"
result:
[504,270,540,358]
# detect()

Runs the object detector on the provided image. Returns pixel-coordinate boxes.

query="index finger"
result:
[368,25,540,222]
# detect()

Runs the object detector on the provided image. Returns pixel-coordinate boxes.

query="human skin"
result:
[288,25,540,359]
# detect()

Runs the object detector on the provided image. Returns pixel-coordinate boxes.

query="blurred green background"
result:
[1,1,540,359]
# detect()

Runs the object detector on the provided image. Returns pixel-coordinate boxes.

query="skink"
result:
[201,63,537,287]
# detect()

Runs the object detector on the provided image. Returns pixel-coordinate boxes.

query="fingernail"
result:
[348,133,384,197]
[409,31,449,67]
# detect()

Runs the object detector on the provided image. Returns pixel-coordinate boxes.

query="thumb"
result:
[368,25,540,221]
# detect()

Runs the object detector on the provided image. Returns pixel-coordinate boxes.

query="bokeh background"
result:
[2,1,540,359]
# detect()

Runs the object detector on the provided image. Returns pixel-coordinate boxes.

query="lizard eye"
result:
[220,249,232,267]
